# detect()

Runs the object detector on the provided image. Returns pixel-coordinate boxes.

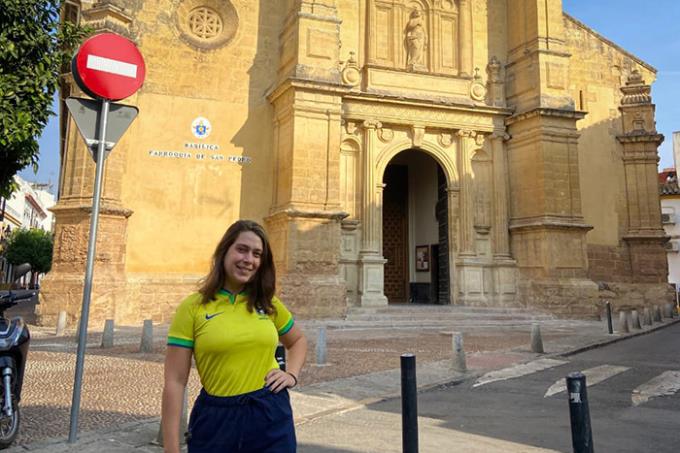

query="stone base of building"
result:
[595,281,675,315]
[277,272,347,319]
[37,273,201,328]
[517,278,600,318]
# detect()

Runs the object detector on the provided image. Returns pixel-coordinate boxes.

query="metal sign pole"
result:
[68,99,110,443]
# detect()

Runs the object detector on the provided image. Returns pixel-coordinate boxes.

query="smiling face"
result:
[222,231,263,293]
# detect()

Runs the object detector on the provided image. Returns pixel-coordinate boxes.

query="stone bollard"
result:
[140,319,154,353]
[654,305,663,323]
[664,303,674,319]
[55,311,67,337]
[618,311,629,333]
[531,323,544,353]
[452,332,466,373]
[625,311,634,331]
[316,326,327,366]
[631,310,642,330]
[156,388,189,446]
[101,319,114,348]
[643,307,653,326]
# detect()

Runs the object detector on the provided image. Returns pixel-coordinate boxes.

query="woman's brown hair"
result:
[198,220,276,314]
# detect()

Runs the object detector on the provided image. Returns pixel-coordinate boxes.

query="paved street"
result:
[297,322,680,453]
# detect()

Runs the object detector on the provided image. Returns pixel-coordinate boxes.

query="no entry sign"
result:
[72,33,146,101]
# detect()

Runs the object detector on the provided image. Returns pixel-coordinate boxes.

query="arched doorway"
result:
[382,150,450,304]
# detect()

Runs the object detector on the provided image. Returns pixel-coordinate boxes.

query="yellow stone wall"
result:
[121,0,284,277]
[564,15,656,247]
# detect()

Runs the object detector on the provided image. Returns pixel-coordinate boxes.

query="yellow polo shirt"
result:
[167,289,294,396]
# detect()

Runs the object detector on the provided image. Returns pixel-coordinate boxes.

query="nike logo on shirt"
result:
[205,312,224,320]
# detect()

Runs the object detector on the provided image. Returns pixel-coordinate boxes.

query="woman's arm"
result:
[266,324,307,392]
[161,346,192,453]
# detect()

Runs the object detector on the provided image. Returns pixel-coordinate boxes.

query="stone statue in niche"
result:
[405,9,426,70]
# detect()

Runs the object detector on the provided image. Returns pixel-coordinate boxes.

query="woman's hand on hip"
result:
[265,368,297,393]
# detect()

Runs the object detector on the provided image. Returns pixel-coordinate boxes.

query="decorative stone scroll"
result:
[341,51,362,87]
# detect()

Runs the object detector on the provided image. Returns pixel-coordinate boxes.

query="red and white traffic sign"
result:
[72,33,146,101]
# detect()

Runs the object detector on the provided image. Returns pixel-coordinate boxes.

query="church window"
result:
[188,7,223,41]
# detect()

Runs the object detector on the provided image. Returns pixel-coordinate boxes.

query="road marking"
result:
[544,365,630,397]
[632,370,680,406]
[86,54,138,78]
[473,358,568,388]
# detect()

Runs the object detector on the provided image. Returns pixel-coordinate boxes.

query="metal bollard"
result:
[316,326,327,366]
[56,311,67,337]
[531,323,544,353]
[605,302,613,335]
[401,354,419,453]
[140,319,153,353]
[101,319,114,348]
[567,372,594,453]
[275,344,286,371]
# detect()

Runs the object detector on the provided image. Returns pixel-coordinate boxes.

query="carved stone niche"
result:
[366,0,472,77]
[175,0,239,50]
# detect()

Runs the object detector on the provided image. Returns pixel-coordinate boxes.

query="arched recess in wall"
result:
[340,137,361,219]
[471,148,492,232]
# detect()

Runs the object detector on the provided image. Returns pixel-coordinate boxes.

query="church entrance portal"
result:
[382,151,450,304]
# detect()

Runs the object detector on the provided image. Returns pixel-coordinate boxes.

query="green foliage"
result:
[4,228,53,274]
[0,0,89,198]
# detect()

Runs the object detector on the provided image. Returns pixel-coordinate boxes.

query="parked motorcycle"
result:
[0,290,32,449]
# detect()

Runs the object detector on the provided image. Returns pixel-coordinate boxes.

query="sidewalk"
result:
[6,312,679,453]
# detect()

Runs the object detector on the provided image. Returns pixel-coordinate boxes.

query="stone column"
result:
[360,120,382,253]
[446,187,460,304]
[491,132,511,258]
[357,120,388,306]
[457,129,476,256]
[458,0,473,77]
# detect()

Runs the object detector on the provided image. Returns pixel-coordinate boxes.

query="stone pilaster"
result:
[491,132,511,258]
[39,3,137,326]
[357,121,388,306]
[505,0,598,316]
[265,0,349,318]
[457,129,476,256]
[458,0,473,77]
[617,71,668,283]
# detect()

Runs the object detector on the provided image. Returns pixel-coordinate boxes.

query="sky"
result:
[19,0,680,192]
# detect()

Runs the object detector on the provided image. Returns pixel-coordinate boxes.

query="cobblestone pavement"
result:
[5,314,676,451]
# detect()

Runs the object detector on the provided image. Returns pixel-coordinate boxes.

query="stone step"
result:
[343,305,556,323]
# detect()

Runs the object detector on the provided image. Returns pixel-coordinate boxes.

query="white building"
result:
[0,175,55,236]
[1,175,56,285]
[660,132,680,299]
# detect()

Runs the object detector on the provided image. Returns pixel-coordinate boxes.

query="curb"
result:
[556,317,680,358]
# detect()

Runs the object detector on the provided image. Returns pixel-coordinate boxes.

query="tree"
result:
[0,0,88,197]
[4,228,54,274]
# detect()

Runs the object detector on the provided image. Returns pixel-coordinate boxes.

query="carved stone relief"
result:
[341,51,362,86]
[469,67,487,101]
[176,0,238,50]
[404,9,427,71]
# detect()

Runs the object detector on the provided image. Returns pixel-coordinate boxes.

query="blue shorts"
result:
[186,387,296,453]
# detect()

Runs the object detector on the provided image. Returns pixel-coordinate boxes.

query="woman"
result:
[162,220,307,453]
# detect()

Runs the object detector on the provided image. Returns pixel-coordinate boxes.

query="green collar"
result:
[217,288,247,304]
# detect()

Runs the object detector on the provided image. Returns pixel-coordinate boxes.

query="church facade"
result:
[40,0,672,326]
